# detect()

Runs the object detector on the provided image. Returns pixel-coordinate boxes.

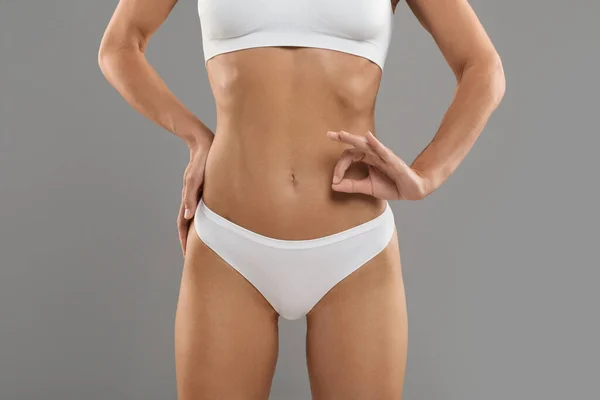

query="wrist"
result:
[186,129,214,152]
[411,165,438,198]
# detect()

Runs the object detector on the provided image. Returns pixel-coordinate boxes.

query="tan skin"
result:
[99,0,504,398]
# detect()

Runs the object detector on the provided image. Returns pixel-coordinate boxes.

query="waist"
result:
[201,122,387,240]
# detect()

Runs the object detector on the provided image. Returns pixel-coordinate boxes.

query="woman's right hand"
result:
[178,137,213,257]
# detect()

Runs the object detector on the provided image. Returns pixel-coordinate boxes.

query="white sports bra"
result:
[197,0,394,71]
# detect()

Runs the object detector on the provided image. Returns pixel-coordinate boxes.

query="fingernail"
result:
[332,174,340,184]
[184,208,191,219]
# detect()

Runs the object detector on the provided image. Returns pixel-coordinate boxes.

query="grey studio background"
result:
[1,1,598,399]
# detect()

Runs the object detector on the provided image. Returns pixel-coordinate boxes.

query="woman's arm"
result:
[326,0,505,200]
[98,0,213,149]
[98,0,214,255]
[406,0,506,194]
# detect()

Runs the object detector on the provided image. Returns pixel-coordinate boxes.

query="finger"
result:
[366,131,412,177]
[331,176,374,196]
[177,203,188,256]
[327,130,372,153]
[334,147,388,181]
[333,148,366,184]
[182,174,202,220]
[366,131,393,163]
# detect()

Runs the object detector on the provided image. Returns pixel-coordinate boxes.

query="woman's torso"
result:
[201,45,388,240]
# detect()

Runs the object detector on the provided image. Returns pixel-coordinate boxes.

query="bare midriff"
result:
[201,47,389,240]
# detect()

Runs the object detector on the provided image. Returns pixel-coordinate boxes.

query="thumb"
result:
[331,177,373,196]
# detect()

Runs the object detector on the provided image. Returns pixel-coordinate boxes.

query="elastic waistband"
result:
[196,198,394,250]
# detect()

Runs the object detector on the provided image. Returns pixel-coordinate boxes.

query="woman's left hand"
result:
[327,130,431,201]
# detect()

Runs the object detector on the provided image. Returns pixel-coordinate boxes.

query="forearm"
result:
[411,56,506,195]
[98,46,213,149]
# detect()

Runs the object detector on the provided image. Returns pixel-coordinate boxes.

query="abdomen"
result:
[201,47,388,240]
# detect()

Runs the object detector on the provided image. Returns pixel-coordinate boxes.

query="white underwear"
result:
[194,198,396,320]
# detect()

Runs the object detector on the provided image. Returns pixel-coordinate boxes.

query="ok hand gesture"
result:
[327,130,431,201]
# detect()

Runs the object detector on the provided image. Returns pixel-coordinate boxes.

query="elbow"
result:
[97,37,117,79]
[458,52,506,108]
[97,45,110,77]
[487,54,506,107]
[97,30,112,76]
[97,33,143,79]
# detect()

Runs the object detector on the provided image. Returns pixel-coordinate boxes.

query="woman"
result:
[98,0,505,398]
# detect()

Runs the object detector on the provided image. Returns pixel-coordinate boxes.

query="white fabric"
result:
[194,198,396,320]
[197,0,394,70]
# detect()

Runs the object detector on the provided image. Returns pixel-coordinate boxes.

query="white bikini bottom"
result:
[194,198,396,320]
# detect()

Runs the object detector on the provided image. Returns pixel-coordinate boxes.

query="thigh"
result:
[175,221,280,400]
[306,228,408,400]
